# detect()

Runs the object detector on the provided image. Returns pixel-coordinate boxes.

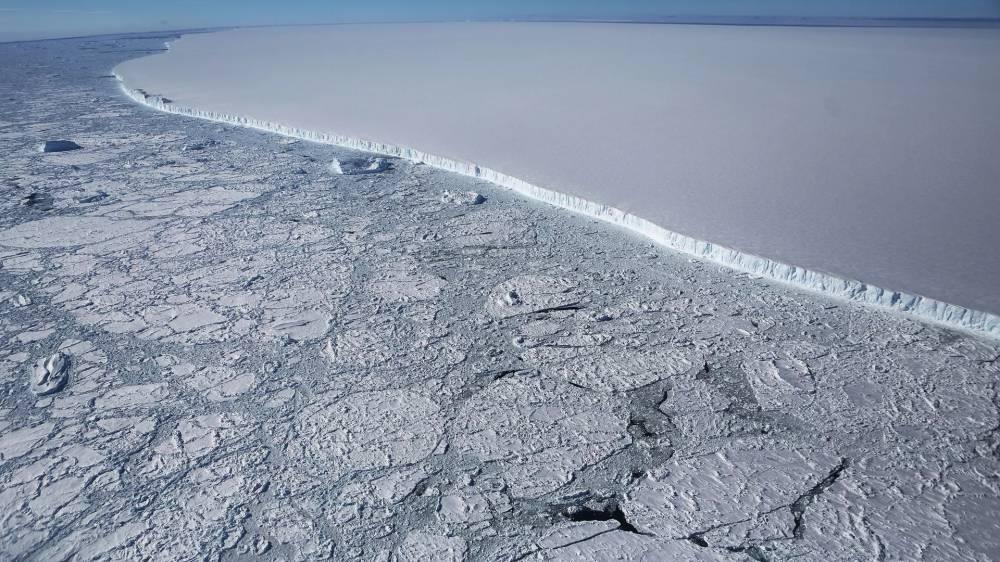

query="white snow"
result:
[113,24,1000,336]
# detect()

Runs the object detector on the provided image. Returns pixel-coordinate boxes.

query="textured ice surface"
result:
[114,24,1000,328]
[1,33,999,561]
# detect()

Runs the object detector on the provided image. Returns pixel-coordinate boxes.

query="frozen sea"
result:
[1,30,999,561]
[114,23,1000,320]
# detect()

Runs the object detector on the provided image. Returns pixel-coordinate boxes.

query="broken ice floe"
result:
[395,532,467,562]
[486,275,583,319]
[37,140,81,153]
[0,216,158,249]
[454,373,629,498]
[174,363,257,402]
[550,347,700,393]
[263,311,330,341]
[330,156,390,175]
[29,352,69,396]
[368,263,448,302]
[181,139,218,151]
[742,359,815,411]
[94,383,169,410]
[623,448,844,544]
[441,190,485,205]
[292,390,444,478]
[73,190,108,204]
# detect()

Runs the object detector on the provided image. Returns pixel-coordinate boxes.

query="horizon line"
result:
[4,14,1000,45]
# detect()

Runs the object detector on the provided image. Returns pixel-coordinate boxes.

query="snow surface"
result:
[113,24,1000,326]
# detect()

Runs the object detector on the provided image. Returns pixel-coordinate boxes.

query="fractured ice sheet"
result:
[0,216,160,249]
[176,364,257,402]
[290,389,444,478]
[525,342,701,393]
[454,373,630,498]
[623,448,843,541]
[742,359,815,411]
[395,532,467,562]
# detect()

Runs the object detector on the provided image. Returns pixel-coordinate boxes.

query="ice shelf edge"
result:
[113,72,1000,340]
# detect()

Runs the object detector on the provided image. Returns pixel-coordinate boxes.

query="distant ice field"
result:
[115,23,1000,317]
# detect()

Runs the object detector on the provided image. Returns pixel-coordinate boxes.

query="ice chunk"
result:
[181,139,217,151]
[74,190,108,204]
[29,352,70,396]
[742,359,815,411]
[441,190,486,205]
[329,156,390,175]
[37,140,81,153]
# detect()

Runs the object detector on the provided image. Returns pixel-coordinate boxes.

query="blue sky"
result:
[2,1,999,41]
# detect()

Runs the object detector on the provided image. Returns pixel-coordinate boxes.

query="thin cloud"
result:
[47,9,115,15]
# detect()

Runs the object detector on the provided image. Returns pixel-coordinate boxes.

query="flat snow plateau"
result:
[1,31,1000,561]
[114,24,1000,323]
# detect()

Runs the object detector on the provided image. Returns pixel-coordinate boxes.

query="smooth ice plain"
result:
[114,24,1000,325]
[1,28,1000,562]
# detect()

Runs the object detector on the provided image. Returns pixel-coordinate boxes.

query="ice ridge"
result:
[113,73,1000,340]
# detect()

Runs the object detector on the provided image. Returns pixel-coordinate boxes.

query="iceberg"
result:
[113,24,1000,337]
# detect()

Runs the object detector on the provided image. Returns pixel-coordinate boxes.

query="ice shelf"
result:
[113,24,1000,338]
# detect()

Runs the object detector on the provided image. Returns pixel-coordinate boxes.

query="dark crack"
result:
[790,457,850,539]
[491,368,523,382]
[725,544,770,561]
[627,418,655,439]
[686,534,709,547]
[531,304,585,315]
[562,501,649,536]
[682,457,851,556]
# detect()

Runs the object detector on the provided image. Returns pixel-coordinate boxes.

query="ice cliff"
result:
[114,77,999,339]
